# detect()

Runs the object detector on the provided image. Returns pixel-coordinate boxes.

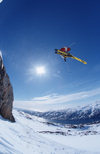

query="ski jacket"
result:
[60,47,71,53]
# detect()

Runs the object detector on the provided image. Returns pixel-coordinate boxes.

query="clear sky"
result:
[0,0,100,103]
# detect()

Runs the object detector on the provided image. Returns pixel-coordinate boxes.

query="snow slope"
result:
[0,109,100,154]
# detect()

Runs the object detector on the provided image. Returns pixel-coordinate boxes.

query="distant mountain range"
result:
[19,102,100,125]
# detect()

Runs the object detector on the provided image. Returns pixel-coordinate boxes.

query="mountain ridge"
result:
[19,102,100,125]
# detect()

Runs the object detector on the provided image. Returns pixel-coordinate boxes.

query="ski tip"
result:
[83,61,87,64]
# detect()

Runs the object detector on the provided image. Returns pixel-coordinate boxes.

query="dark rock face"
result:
[0,55,15,122]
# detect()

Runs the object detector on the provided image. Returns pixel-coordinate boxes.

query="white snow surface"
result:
[0,109,100,154]
[0,0,3,3]
[0,50,2,58]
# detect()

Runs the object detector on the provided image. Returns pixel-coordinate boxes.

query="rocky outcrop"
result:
[0,54,15,122]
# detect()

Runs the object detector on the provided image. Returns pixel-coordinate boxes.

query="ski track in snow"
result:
[0,109,100,154]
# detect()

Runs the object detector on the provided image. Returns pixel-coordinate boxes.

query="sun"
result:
[36,66,46,75]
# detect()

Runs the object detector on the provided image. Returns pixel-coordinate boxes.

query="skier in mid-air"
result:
[55,46,87,64]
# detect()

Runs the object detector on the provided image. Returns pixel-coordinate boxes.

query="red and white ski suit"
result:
[60,47,71,53]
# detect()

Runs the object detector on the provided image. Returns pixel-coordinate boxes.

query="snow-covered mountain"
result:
[0,102,100,154]
[0,109,100,154]
[19,102,100,125]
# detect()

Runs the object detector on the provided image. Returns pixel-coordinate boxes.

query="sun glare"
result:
[36,66,46,75]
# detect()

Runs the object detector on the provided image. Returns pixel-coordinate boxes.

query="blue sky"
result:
[0,0,100,104]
